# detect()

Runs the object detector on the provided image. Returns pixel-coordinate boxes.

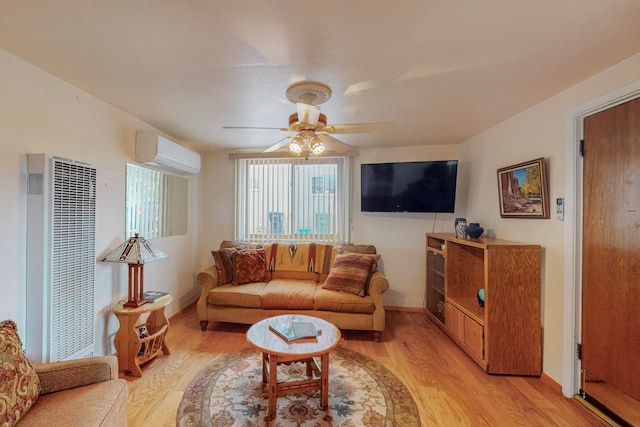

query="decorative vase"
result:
[466,223,484,238]
[455,220,467,239]
[477,288,485,307]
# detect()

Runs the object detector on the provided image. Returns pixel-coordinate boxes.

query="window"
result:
[312,176,335,194]
[235,157,350,243]
[125,163,188,239]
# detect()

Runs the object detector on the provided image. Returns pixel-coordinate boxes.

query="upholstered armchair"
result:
[0,320,128,426]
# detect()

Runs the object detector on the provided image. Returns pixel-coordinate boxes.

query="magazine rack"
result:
[112,294,172,377]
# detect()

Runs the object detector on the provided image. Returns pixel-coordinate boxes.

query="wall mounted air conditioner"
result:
[135,131,201,176]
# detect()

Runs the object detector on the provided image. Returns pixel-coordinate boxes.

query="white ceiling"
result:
[1,1,639,153]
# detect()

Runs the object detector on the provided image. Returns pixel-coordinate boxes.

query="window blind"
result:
[235,157,350,244]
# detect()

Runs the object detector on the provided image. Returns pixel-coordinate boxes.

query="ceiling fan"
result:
[223,81,394,156]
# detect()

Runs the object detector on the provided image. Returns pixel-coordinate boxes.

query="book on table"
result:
[143,290,169,302]
[269,321,322,342]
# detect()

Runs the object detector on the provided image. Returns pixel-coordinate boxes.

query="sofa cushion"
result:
[20,378,127,427]
[233,249,269,285]
[0,320,41,427]
[322,254,375,297]
[212,247,245,284]
[208,283,266,308]
[261,279,317,309]
[314,285,376,314]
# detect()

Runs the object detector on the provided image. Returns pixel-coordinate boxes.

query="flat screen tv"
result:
[361,160,458,213]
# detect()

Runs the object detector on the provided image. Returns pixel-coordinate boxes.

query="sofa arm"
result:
[369,271,389,295]
[33,356,119,395]
[197,265,219,326]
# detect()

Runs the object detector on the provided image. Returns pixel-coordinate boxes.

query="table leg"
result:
[261,353,268,384]
[306,358,312,377]
[320,353,329,409]
[269,354,278,416]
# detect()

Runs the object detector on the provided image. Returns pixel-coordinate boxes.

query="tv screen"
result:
[361,160,458,213]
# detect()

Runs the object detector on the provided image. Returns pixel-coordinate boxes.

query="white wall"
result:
[0,48,202,356]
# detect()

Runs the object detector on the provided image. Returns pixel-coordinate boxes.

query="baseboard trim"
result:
[540,372,562,394]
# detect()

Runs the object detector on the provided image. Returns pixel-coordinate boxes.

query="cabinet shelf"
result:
[426,233,541,376]
[135,323,168,365]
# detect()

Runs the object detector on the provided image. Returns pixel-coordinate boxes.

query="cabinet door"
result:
[445,302,464,343]
[464,316,484,362]
[427,251,446,322]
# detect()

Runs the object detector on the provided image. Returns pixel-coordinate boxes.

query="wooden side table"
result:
[112,294,172,377]
[246,314,341,418]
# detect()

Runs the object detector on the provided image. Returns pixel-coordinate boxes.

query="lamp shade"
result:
[102,233,167,264]
[102,233,167,308]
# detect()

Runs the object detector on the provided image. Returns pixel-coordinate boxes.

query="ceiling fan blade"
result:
[318,134,351,153]
[263,136,291,153]
[223,126,283,130]
[325,122,394,134]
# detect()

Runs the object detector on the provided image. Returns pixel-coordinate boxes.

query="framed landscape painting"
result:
[497,158,549,219]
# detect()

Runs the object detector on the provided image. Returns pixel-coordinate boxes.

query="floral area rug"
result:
[176,346,420,426]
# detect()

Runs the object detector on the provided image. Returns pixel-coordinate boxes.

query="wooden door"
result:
[582,97,640,424]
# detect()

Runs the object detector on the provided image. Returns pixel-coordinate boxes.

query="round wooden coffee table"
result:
[246,314,341,418]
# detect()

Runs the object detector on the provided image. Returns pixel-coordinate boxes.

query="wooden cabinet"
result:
[426,233,541,376]
[113,294,172,377]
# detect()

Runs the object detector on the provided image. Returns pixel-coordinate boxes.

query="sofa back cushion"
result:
[266,243,336,275]
[0,320,41,427]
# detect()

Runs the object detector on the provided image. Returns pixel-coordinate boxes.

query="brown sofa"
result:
[197,241,389,341]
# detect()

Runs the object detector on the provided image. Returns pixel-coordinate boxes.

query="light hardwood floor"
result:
[123,304,606,426]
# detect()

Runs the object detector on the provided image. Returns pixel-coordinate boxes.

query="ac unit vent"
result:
[135,131,201,176]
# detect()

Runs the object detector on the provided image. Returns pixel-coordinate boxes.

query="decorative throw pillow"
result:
[322,254,375,297]
[0,320,41,427]
[341,250,381,272]
[233,249,269,285]
[212,247,246,284]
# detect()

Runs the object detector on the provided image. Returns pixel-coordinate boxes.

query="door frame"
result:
[562,79,640,397]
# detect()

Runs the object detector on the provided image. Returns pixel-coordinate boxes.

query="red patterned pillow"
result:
[212,247,245,284]
[233,249,269,285]
[0,320,41,426]
[322,254,375,297]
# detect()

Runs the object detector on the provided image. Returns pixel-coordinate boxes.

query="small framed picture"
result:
[497,158,549,219]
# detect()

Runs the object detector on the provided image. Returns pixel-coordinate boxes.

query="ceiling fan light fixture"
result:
[310,137,325,155]
[289,135,304,154]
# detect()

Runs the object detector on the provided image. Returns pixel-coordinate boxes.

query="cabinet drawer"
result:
[464,315,484,361]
